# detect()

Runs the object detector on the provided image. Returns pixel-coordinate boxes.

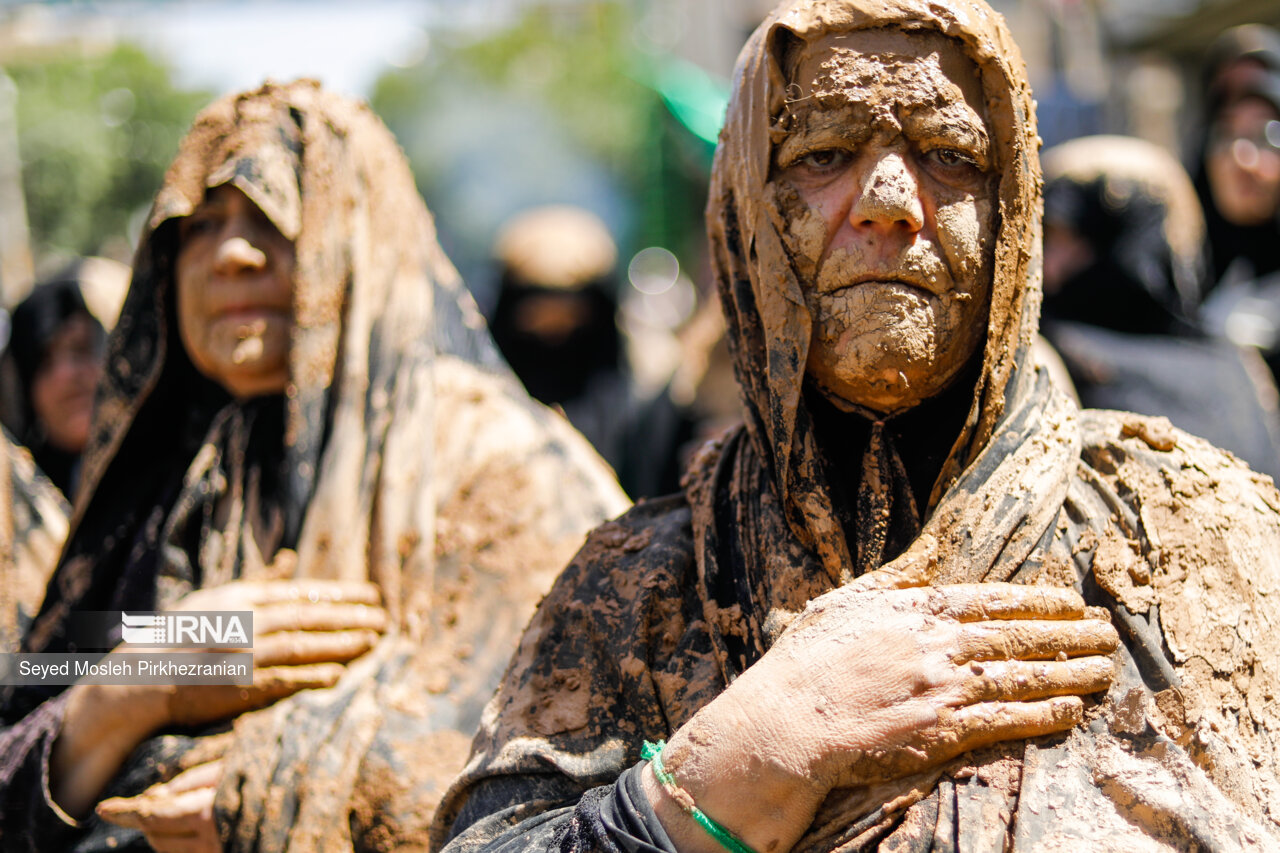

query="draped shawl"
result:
[435,3,1280,851]
[0,430,68,653]
[0,80,628,852]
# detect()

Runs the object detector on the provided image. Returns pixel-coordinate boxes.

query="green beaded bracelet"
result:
[641,740,758,853]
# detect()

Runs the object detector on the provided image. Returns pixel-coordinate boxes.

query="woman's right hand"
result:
[153,575,388,727]
[642,581,1119,853]
[50,573,387,819]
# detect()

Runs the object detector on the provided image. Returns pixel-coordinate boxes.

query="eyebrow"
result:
[774,120,871,171]
[776,101,872,142]
[901,105,990,158]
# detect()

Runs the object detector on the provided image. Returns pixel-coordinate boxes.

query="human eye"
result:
[180,212,219,240]
[928,148,978,168]
[920,144,985,186]
[799,149,852,171]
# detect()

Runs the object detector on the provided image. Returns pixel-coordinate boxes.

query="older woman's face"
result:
[176,184,295,398]
[774,28,997,414]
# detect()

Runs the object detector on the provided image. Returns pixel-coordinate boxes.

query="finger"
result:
[254,602,388,635]
[266,548,298,577]
[955,619,1118,663]
[164,761,222,794]
[164,663,345,726]
[96,786,213,834]
[253,629,382,667]
[244,579,382,607]
[924,584,1086,622]
[839,695,1085,787]
[949,656,1114,705]
[96,797,147,830]
[251,661,346,694]
[929,695,1084,757]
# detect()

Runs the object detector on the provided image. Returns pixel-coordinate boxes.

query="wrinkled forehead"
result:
[780,27,988,131]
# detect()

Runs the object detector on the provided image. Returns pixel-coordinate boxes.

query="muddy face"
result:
[176,184,295,398]
[773,28,997,414]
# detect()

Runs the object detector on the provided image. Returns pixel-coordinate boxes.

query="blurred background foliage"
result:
[5,43,209,269]
[371,1,720,307]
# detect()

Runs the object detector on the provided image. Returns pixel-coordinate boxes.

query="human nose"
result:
[213,235,268,276]
[848,152,924,234]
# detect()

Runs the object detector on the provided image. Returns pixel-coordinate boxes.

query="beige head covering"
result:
[495,205,618,290]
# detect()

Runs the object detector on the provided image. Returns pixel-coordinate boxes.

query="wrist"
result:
[646,696,826,853]
[643,741,757,853]
[51,685,160,818]
[66,682,169,749]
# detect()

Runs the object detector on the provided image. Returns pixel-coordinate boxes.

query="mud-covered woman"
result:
[434,2,1280,851]
[0,80,628,853]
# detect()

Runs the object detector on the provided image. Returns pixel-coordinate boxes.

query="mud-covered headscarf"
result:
[693,0,1079,665]
[21,79,500,664]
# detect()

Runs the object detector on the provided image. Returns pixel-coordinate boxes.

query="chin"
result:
[225,377,290,399]
[198,362,288,399]
[815,349,964,414]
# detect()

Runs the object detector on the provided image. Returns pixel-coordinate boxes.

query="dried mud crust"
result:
[777,28,996,413]
[1080,409,1280,832]
[214,360,628,852]
[0,436,68,652]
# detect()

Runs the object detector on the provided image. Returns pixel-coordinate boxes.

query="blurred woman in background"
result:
[1041,134,1280,480]
[0,260,126,500]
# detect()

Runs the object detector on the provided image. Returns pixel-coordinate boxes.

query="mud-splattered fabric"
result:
[0,80,628,852]
[434,2,1280,851]
[0,429,68,653]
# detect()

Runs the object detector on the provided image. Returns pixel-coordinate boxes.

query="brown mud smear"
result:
[1120,415,1178,452]
[771,29,996,416]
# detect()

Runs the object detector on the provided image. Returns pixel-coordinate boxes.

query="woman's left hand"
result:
[96,760,222,853]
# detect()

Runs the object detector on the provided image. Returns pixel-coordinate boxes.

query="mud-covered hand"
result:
[643,581,1119,853]
[51,554,387,818]
[160,571,389,727]
[97,760,221,853]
